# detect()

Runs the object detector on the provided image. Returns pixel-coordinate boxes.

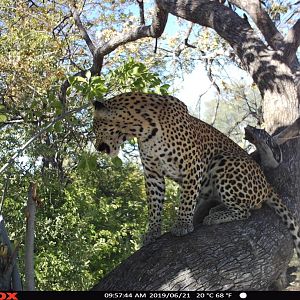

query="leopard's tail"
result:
[266,191,300,258]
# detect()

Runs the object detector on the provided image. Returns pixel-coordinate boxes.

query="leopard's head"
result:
[92,101,127,157]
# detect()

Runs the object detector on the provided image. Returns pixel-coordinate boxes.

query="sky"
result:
[174,63,215,116]
[174,62,251,118]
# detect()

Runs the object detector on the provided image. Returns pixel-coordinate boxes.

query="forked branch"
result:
[62,1,168,104]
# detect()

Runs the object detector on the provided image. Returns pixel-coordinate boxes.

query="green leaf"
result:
[111,157,123,168]
[78,154,98,171]
[0,114,7,122]
[128,138,138,146]
[91,76,105,85]
[53,121,62,133]
[68,76,75,85]
[132,66,140,75]
[75,76,88,83]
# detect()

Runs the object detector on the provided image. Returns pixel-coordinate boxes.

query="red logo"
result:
[0,293,18,300]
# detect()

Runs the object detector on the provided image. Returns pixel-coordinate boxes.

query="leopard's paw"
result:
[142,228,161,246]
[171,221,194,236]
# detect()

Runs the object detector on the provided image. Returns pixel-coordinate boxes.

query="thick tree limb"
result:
[157,0,299,133]
[230,0,285,51]
[244,125,282,169]
[228,1,300,73]
[93,208,293,291]
[284,19,300,67]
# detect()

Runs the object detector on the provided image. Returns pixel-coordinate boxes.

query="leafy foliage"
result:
[3,155,148,290]
[0,1,171,290]
[68,58,170,101]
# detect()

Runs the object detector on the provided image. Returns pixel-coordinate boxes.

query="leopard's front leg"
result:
[171,175,201,236]
[142,165,166,245]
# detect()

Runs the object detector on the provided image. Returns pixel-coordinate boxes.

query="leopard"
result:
[92,91,300,256]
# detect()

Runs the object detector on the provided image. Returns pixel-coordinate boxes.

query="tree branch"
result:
[0,215,22,290]
[95,1,168,63]
[244,125,282,169]
[69,6,96,55]
[157,0,299,133]
[59,0,168,105]
[184,23,196,48]
[92,208,294,291]
[230,0,285,51]
[230,0,300,81]
[157,0,263,73]
[283,19,300,67]
[136,0,145,25]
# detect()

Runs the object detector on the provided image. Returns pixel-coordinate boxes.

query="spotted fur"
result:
[93,92,300,255]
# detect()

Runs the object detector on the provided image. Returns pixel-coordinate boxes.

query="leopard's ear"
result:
[93,101,110,119]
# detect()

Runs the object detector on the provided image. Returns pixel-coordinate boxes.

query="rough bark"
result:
[79,0,300,291]
[93,128,298,291]
[92,208,293,291]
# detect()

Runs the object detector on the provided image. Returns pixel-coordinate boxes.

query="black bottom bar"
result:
[1,291,299,300]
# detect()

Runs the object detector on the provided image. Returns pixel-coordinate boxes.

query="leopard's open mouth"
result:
[97,143,110,154]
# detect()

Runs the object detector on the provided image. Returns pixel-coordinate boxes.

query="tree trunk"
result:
[24,182,37,291]
[88,0,300,291]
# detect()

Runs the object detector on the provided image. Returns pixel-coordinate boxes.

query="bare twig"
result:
[52,14,72,37]
[204,57,221,94]
[184,23,196,49]
[210,95,220,126]
[227,113,250,136]
[136,0,145,25]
